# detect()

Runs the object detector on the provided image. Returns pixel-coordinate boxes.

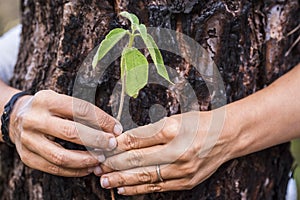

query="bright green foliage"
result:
[137,24,172,83]
[146,35,172,83]
[123,48,148,98]
[93,11,172,99]
[120,11,139,30]
[92,28,128,68]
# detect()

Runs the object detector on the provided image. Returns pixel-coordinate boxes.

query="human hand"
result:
[9,90,122,177]
[98,110,232,195]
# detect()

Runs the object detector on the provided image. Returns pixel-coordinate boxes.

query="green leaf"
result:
[120,11,139,26]
[141,33,172,84]
[92,28,128,68]
[137,25,157,65]
[137,24,147,38]
[123,48,148,97]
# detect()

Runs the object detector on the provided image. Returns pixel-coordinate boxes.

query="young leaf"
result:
[137,25,157,65]
[137,24,147,38]
[120,11,139,27]
[123,48,148,97]
[92,28,128,68]
[139,31,172,83]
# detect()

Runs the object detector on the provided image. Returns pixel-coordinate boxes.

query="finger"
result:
[18,146,93,177]
[115,169,215,196]
[72,97,123,135]
[116,112,201,154]
[22,131,105,169]
[42,116,117,150]
[100,164,183,189]
[102,132,192,173]
[112,117,178,155]
[35,90,123,135]
[102,145,175,172]
[115,179,192,196]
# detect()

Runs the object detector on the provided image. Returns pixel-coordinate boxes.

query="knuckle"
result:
[116,175,126,186]
[62,123,78,140]
[127,150,143,167]
[178,153,191,163]
[96,134,112,149]
[81,156,97,168]
[73,169,82,177]
[133,186,139,195]
[186,165,197,176]
[161,118,179,141]
[180,163,198,176]
[147,184,162,192]
[19,152,30,165]
[76,101,91,117]
[178,147,197,163]
[18,113,34,129]
[48,165,61,175]
[33,90,51,106]
[137,171,152,184]
[184,178,196,190]
[104,158,116,170]
[97,113,110,127]
[124,133,139,149]
[95,135,104,147]
[20,131,31,146]
[50,152,67,166]
[103,158,117,171]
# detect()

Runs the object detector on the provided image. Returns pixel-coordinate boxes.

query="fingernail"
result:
[97,155,106,163]
[117,187,125,195]
[114,123,123,135]
[94,166,102,176]
[101,177,110,188]
[108,138,117,150]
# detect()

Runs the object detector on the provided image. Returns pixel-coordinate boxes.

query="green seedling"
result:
[92,12,172,200]
[93,11,172,121]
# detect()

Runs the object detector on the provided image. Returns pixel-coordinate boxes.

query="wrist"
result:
[9,94,32,144]
[1,91,31,146]
[219,102,248,162]
[222,91,272,160]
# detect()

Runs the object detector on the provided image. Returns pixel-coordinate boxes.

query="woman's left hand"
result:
[97,110,235,195]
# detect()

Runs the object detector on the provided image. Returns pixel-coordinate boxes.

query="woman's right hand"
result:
[8,90,122,177]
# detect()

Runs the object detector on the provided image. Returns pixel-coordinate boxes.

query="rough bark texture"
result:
[0,0,299,199]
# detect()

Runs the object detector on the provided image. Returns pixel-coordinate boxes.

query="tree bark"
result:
[0,0,299,199]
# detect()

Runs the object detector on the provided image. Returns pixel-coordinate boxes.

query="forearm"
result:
[225,63,300,159]
[0,80,20,142]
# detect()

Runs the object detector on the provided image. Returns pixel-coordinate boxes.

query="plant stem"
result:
[110,189,115,200]
[116,32,135,121]
[128,32,135,49]
[116,74,126,121]
[113,32,135,200]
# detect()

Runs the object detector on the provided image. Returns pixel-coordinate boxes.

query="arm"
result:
[0,81,20,143]
[0,25,123,177]
[97,63,300,195]
[0,80,123,177]
[228,63,300,158]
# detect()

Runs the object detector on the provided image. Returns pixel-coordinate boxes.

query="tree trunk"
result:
[1,0,299,199]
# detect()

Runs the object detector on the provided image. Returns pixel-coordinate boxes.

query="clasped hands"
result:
[10,90,232,195]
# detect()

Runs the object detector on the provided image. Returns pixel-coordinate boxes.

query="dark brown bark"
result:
[0,0,299,199]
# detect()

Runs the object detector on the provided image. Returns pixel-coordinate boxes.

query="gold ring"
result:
[156,165,164,182]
